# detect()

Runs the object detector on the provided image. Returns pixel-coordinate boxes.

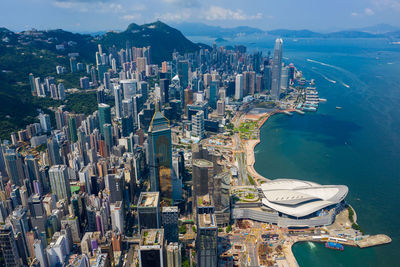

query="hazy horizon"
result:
[1,0,400,32]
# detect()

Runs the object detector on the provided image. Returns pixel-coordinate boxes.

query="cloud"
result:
[203,6,263,21]
[155,11,191,21]
[52,0,144,14]
[351,12,359,16]
[161,0,200,8]
[122,14,143,21]
[372,0,400,11]
[364,8,374,15]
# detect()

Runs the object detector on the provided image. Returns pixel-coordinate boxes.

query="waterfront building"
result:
[235,74,244,100]
[271,38,283,100]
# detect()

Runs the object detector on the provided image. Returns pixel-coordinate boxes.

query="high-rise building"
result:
[39,113,51,133]
[148,109,173,198]
[70,57,77,73]
[48,165,71,203]
[138,229,165,267]
[191,111,204,139]
[47,138,62,166]
[80,77,90,89]
[114,87,123,119]
[235,74,244,100]
[166,242,181,267]
[110,201,124,234]
[196,194,218,267]
[137,192,160,231]
[209,81,218,109]
[68,115,78,143]
[33,239,48,267]
[0,225,21,267]
[217,100,225,116]
[161,206,179,243]
[98,103,111,135]
[160,79,170,104]
[4,150,21,186]
[120,79,137,100]
[271,38,283,100]
[57,83,65,100]
[192,159,213,208]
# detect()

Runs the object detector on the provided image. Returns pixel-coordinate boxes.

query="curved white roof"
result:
[260,179,348,217]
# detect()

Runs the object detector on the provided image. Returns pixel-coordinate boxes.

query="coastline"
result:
[241,109,391,266]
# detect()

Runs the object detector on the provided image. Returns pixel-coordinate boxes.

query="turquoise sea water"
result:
[188,35,400,266]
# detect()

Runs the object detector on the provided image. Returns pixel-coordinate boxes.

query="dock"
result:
[356,235,392,248]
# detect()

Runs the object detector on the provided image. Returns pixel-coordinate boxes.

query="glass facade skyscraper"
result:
[271,38,283,100]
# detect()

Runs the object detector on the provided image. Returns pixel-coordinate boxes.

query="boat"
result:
[294,110,305,115]
[325,242,344,251]
[336,106,342,109]
[283,111,293,116]
[303,107,317,112]
[319,98,327,102]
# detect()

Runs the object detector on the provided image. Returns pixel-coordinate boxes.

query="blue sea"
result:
[188,35,400,266]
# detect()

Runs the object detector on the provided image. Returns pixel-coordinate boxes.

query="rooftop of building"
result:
[138,192,159,208]
[162,206,178,213]
[197,194,214,207]
[198,213,217,228]
[140,229,164,247]
[193,159,213,168]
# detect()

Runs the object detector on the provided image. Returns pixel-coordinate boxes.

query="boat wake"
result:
[307,59,340,70]
[341,82,350,88]
[307,242,316,249]
[319,73,337,84]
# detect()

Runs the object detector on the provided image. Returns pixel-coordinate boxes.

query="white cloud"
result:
[52,1,143,14]
[161,0,200,8]
[372,0,400,11]
[364,8,374,15]
[122,14,142,21]
[203,6,262,21]
[351,12,359,16]
[155,11,191,21]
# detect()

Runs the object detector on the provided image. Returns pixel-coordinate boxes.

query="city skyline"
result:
[1,0,400,32]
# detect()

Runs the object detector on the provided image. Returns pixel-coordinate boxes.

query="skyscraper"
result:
[192,111,204,139]
[138,229,165,267]
[98,103,111,135]
[0,225,21,267]
[160,79,170,104]
[209,81,218,109]
[48,165,71,203]
[68,115,78,143]
[192,159,213,205]
[148,109,173,198]
[47,138,62,166]
[271,38,283,100]
[137,192,161,231]
[161,206,179,243]
[235,74,244,100]
[114,87,123,119]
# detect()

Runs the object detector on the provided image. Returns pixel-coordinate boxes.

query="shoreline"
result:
[241,109,391,266]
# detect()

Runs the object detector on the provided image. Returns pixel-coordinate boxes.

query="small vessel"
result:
[319,98,327,102]
[336,106,342,109]
[310,79,315,85]
[325,242,344,251]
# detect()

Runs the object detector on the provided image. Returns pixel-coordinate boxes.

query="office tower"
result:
[148,109,173,198]
[110,201,124,234]
[209,81,218,109]
[217,100,225,116]
[192,159,213,207]
[136,57,147,74]
[211,172,231,226]
[97,88,105,104]
[47,138,62,166]
[70,57,77,73]
[186,102,208,121]
[4,151,21,186]
[48,165,71,203]
[160,78,170,104]
[235,74,244,100]
[114,87,123,119]
[138,229,165,267]
[98,103,111,135]
[281,66,290,90]
[0,225,21,266]
[263,65,272,92]
[271,38,283,100]
[249,71,256,95]
[61,216,80,243]
[120,79,137,100]
[39,113,51,133]
[162,206,179,243]
[33,239,48,267]
[178,60,190,89]
[196,194,217,267]
[166,243,181,267]
[192,111,205,139]
[68,116,78,143]
[103,123,113,153]
[80,77,90,89]
[57,83,65,100]
[139,81,148,100]
[137,192,160,231]
[105,174,123,204]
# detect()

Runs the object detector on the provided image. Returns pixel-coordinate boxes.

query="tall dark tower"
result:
[148,107,173,199]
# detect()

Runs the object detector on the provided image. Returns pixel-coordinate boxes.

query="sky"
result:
[1,0,400,32]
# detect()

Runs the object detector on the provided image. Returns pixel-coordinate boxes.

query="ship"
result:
[325,242,344,251]
[336,106,342,109]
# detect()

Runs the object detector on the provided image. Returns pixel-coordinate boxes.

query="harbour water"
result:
[188,35,400,266]
[251,38,400,266]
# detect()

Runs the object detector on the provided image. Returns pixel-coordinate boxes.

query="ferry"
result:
[336,106,342,110]
[303,107,317,112]
[325,242,344,251]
